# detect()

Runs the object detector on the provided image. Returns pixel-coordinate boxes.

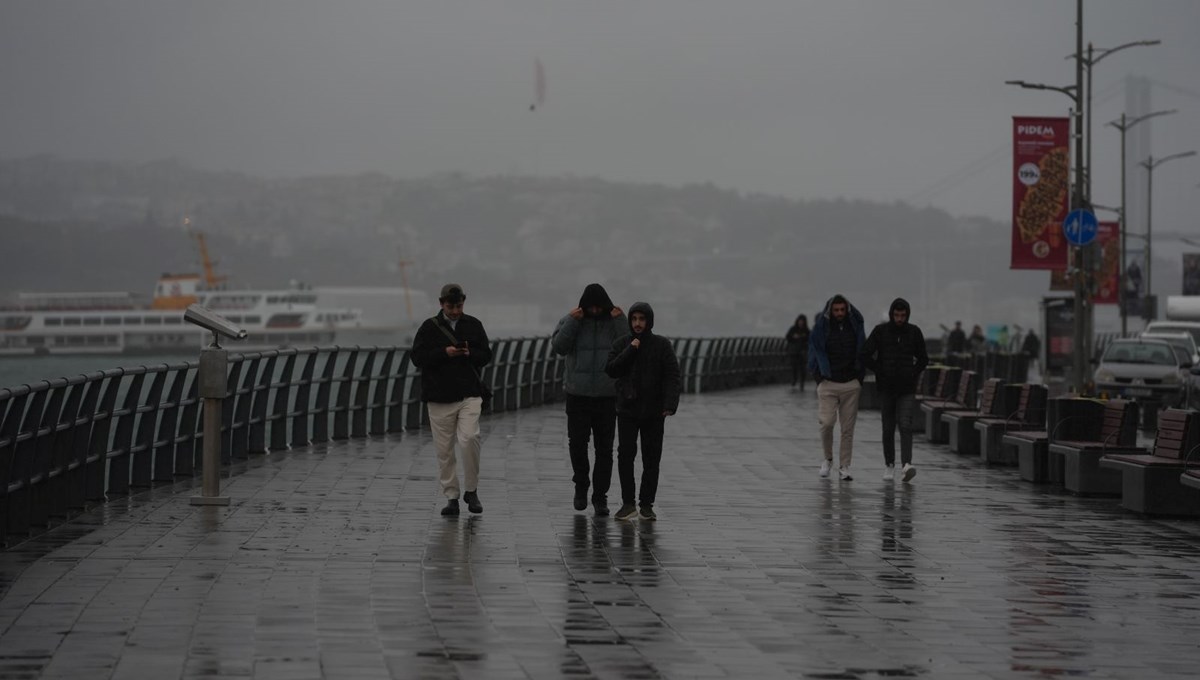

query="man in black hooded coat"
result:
[861,298,929,483]
[604,302,681,521]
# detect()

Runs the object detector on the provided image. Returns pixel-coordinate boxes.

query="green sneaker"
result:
[614,504,638,521]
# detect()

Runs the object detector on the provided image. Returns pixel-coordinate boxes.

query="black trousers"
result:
[879,391,916,466]
[617,413,665,507]
[790,354,808,389]
[565,394,616,500]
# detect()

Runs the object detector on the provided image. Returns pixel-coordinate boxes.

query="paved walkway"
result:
[3,386,1200,679]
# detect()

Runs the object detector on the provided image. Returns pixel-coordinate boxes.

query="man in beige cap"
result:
[410,284,493,516]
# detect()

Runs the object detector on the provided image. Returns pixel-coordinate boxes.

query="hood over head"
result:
[578,283,615,316]
[889,297,911,325]
[627,301,655,336]
[821,294,854,319]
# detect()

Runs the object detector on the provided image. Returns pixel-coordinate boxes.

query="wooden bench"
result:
[1007,397,1109,484]
[973,384,1048,465]
[921,370,978,444]
[1099,409,1200,515]
[911,366,960,433]
[942,379,1008,457]
[1047,399,1139,495]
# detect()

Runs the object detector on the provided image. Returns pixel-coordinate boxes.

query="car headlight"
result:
[1162,372,1180,384]
[1094,369,1115,382]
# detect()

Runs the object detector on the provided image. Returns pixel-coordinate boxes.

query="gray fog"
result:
[3,1,1198,227]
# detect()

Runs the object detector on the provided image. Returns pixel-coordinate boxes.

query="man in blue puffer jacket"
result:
[552,283,626,516]
[808,294,867,481]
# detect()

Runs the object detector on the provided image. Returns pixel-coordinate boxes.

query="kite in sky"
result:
[530,57,546,111]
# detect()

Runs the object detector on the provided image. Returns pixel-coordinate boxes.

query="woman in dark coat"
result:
[785,314,811,392]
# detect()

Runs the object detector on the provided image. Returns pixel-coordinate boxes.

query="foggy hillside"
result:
[0,156,1117,336]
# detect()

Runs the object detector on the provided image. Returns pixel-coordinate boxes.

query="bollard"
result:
[183,304,247,507]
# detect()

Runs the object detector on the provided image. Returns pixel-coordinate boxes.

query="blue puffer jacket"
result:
[808,294,866,382]
[552,284,627,398]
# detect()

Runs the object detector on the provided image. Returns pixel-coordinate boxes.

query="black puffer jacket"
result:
[861,298,930,395]
[410,311,493,403]
[604,302,681,419]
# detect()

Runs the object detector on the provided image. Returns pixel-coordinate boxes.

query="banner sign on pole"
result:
[1094,221,1119,304]
[1011,117,1070,270]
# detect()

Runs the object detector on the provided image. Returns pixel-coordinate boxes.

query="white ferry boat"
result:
[0,272,418,356]
[0,228,425,355]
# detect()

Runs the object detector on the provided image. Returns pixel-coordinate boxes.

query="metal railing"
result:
[0,335,789,542]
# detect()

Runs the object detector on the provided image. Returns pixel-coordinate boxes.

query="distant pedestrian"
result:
[861,298,929,483]
[968,325,987,353]
[410,284,493,517]
[605,302,681,521]
[1021,329,1041,376]
[551,283,626,517]
[947,321,966,354]
[997,325,1011,353]
[808,294,867,481]
[785,314,811,392]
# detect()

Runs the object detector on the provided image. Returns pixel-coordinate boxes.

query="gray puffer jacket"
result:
[552,284,627,398]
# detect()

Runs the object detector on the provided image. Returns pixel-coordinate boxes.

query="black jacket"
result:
[605,302,681,420]
[861,298,930,395]
[410,311,493,403]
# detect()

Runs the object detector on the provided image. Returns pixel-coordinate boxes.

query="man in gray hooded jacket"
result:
[552,283,626,516]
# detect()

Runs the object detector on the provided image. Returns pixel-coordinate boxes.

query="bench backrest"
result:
[938,367,962,399]
[955,371,979,409]
[1152,409,1200,460]
[979,378,1003,415]
[1101,399,1139,447]
[1018,384,1048,426]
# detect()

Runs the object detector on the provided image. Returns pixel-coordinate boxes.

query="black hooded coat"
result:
[604,302,681,419]
[861,298,930,395]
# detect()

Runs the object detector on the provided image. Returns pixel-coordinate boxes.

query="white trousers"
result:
[426,397,483,499]
[817,380,861,469]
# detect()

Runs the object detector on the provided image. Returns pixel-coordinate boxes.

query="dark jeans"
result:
[879,391,916,466]
[565,394,616,500]
[789,354,807,388]
[617,413,665,507]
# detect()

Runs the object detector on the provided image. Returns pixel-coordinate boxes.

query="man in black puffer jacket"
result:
[605,302,680,522]
[861,298,929,483]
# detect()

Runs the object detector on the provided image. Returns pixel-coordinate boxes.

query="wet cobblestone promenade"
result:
[4,386,1200,679]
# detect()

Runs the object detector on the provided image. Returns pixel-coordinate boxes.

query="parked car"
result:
[1093,338,1200,409]
[1140,330,1200,366]
[1144,320,1200,348]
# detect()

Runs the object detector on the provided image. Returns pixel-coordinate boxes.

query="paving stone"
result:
[4,386,1200,678]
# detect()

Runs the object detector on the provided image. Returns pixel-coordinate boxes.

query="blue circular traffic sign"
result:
[1062,209,1098,247]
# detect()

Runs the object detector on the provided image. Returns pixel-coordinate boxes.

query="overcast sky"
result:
[3,1,1198,232]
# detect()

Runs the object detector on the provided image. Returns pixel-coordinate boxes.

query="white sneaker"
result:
[839,467,853,481]
[883,465,895,481]
[819,459,832,478]
[902,463,917,482]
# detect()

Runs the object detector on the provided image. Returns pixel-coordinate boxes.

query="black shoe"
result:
[614,504,638,521]
[592,497,609,517]
[638,505,657,521]
[573,488,588,512]
[440,499,460,517]
[463,490,483,514]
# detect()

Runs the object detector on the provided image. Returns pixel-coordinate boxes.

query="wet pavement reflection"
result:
[3,387,1200,678]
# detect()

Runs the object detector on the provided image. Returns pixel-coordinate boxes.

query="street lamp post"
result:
[1004,73,1086,390]
[1140,150,1197,318]
[1108,109,1176,334]
[1073,39,1161,199]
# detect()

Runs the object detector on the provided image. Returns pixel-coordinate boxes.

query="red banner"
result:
[1012,117,1070,270]
[1094,221,1119,304]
